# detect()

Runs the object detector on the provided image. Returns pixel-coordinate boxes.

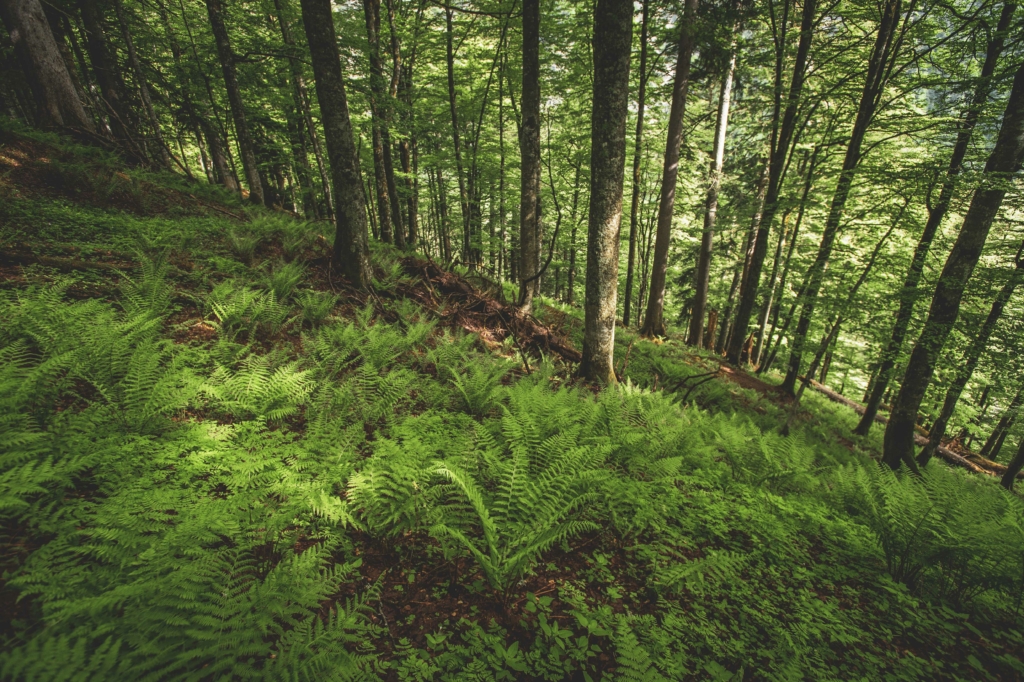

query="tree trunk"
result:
[1001,438,1024,490]
[751,207,792,365]
[79,0,137,147]
[566,161,581,305]
[781,0,903,392]
[639,0,696,337]
[882,62,1024,471]
[0,0,93,130]
[716,262,742,354]
[854,1,1016,435]
[725,0,816,363]
[436,166,452,262]
[205,0,264,205]
[688,34,736,346]
[113,0,172,170]
[758,146,819,374]
[580,0,631,384]
[299,0,371,287]
[444,7,471,267]
[623,0,649,327]
[918,249,1024,465]
[518,0,541,309]
[981,388,1021,460]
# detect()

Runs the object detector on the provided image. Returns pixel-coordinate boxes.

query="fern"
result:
[204,354,311,422]
[430,403,609,596]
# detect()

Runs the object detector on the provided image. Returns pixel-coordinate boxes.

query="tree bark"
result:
[518,0,541,309]
[882,62,1024,471]
[623,0,649,327]
[854,1,1016,435]
[725,0,815,363]
[918,248,1024,465]
[981,387,1022,460]
[0,0,93,130]
[639,0,696,337]
[688,34,737,346]
[580,0,631,384]
[113,0,172,170]
[299,0,371,287]
[444,7,471,266]
[780,0,903,392]
[205,0,264,205]
[79,0,137,147]
[1001,438,1024,490]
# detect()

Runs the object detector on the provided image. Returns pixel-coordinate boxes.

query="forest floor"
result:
[2,123,1023,681]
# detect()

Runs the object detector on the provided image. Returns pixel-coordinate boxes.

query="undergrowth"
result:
[1,130,1022,680]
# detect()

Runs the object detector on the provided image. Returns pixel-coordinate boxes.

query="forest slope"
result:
[1,126,1023,681]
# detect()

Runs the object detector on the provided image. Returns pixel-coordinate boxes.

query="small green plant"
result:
[228,229,261,265]
[296,289,337,326]
[208,281,289,339]
[261,261,305,301]
[430,407,608,600]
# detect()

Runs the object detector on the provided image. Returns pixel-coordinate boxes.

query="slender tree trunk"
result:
[1001,439,1024,490]
[688,36,737,346]
[726,0,816,363]
[882,62,1024,471]
[716,262,742,354]
[854,1,1016,435]
[580,0,631,384]
[567,161,581,305]
[981,387,1022,459]
[518,0,541,308]
[299,0,371,287]
[498,47,507,278]
[639,0,696,337]
[0,0,93,130]
[79,0,139,146]
[444,7,471,267]
[113,0,172,170]
[623,0,649,327]
[781,0,904,392]
[436,166,452,262]
[751,207,792,365]
[205,0,264,205]
[918,248,1024,465]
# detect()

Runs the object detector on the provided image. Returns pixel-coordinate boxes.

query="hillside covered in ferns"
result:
[2,0,1024,676]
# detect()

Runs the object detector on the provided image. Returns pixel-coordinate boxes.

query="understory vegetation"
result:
[1,127,1023,680]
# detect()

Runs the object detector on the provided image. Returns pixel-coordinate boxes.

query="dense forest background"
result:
[3,0,1024,676]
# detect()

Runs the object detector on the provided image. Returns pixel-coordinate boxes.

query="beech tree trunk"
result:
[0,0,93,130]
[444,7,471,266]
[580,0,631,384]
[981,387,1022,460]
[882,62,1024,471]
[1001,438,1024,490]
[206,0,264,205]
[639,0,696,338]
[725,0,816,363]
[113,0,172,170]
[781,0,903,393]
[80,0,144,153]
[622,0,649,327]
[688,36,736,346]
[299,0,371,287]
[854,1,1016,435]
[518,0,541,309]
[918,249,1024,466]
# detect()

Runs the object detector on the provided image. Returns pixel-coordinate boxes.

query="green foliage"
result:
[261,260,306,301]
[431,395,608,595]
[208,280,290,339]
[835,463,1024,604]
